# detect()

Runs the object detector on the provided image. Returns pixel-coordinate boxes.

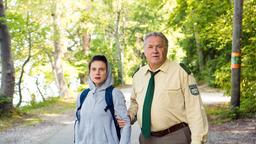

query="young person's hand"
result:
[116,116,126,128]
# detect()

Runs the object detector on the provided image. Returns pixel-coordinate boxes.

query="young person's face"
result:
[89,61,107,87]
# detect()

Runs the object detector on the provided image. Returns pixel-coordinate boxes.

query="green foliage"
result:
[206,105,233,124]
[5,0,255,117]
[30,94,37,107]
[206,104,254,124]
[65,0,172,85]
[215,63,231,95]
[239,45,256,114]
[20,97,60,113]
[0,96,13,116]
[170,0,232,82]
[0,96,12,105]
[170,0,256,116]
[77,84,89,93]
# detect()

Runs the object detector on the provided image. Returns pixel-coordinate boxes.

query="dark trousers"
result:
[139,126,191,144]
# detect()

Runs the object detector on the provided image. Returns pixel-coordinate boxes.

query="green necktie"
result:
[141,70,160,138]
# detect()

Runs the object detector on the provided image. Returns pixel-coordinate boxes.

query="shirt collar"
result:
[143,59,169,75]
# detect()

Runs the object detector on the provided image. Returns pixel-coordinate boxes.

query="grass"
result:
[205,103,256,125]
[21,97,75,114]
[0,97,76,132]
[205,104,233,125]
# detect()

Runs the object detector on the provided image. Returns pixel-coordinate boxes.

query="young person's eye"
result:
[99,68,105,71]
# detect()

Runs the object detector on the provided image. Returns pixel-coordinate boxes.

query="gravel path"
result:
[0,86,255,144]
[208,118,256,144]
[0,111,74,144]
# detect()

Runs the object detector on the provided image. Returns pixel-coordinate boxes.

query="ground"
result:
[0,108,74,144]
[0,85,255,144]
[209,117,256,144]
[199,84,256,143]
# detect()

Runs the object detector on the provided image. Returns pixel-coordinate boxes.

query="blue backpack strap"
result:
[104,85,121,140]
[76,88,90,121]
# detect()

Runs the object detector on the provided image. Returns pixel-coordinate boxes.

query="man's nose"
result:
[153,46,158,52]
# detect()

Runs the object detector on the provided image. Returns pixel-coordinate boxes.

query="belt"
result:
[151,122,188,137]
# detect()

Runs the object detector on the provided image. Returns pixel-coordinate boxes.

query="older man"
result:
[127,32,208,144]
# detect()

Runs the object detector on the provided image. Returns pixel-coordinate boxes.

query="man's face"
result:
[144,36,167,70]
[89,61,107,87]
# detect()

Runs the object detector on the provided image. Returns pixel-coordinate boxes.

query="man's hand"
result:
[116,116,126,128]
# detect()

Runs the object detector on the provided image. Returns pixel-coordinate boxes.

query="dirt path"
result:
[0,85,255,144]
[209,117,256,144]
[0,109,74,144]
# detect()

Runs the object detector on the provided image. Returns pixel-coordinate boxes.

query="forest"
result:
[0,0,255,118]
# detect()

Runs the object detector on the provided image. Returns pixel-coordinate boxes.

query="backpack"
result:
[75,85,121,140]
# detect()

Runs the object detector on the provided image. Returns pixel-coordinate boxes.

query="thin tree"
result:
[51,1,70,97]
[35,77,46,102]
[0,0,15,115]
[17,12,32,107]
[231,0,243,117]
[114,1,124,85]
[193,25,204,72]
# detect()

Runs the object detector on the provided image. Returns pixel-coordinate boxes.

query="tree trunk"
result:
[79,1,91,85]
[114,10,124,85]
[0,0,15,115]
[231,0,243,112]
[78,33,91,84]
[51,2,69,97]
[82,32,90,54]
[35,77,46,102]
[194,25,204,72]
[79,73,87,84]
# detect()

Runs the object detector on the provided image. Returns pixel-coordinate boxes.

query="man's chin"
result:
[150,61,161,65]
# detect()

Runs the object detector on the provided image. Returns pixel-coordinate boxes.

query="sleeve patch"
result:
[189,84,200,95]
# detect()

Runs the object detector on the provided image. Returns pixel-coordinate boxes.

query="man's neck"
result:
[149,59,167,71]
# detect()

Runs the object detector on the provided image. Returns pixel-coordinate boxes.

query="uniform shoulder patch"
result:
[179,63,191,75]
[189,84,200,95]
[132,66,140,77]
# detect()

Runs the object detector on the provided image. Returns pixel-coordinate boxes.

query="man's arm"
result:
[183,74,209,144]
[117,81,138,127]
[128,85,138,124]
[112,89,131,144]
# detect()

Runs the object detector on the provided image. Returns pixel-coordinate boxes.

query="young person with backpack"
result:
[74,55,131,144]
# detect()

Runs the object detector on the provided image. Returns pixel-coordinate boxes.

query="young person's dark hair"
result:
[88,55,108,71]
